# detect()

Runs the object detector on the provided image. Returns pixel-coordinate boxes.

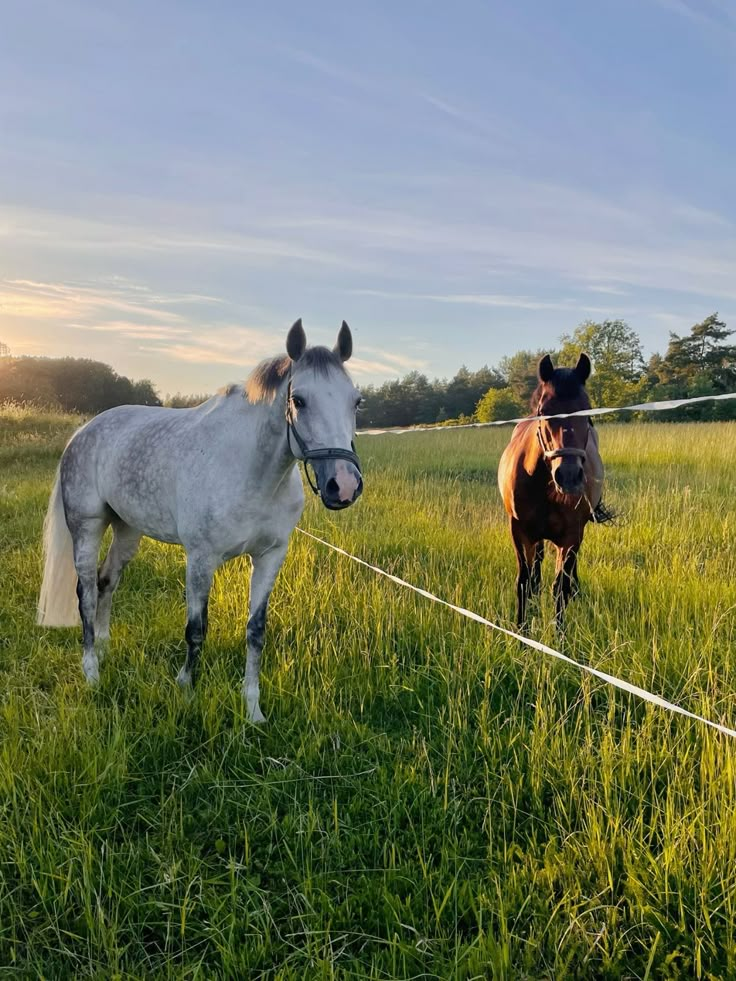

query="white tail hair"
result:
[37,468,80,627]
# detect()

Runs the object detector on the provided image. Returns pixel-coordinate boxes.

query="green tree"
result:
[659,313,736,392]
[0,356,162,412]
[165,392,211,408]
[648,313,736,420]
[444,365,504,419]
[558,320,645,407]
[498,349,555,409]
[129,379,162,406]
[475,387,525,423]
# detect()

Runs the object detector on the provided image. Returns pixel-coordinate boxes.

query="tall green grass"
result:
[2,410,736,978]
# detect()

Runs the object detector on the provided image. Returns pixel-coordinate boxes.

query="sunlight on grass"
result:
[2,411,736,977]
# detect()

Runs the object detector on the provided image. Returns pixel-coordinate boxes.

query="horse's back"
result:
[58,394,302,550]
[60,400,226,540]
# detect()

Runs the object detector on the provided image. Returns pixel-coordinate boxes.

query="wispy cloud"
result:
[419,93,509,144]
[350,287,606,313]
[359,346,429,371]
[585,284,630,296]
[69,321,192,341]
[350,356,423,378]
[140,325,287,368]
[277,46,380,93]
[671,204,732,229]
[4,278,193,323]
[0,277,288,369]
[651,0,736,36]
[1,207,375,273]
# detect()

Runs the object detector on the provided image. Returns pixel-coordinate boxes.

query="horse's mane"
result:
[244,346,347,404]
[531,368,591,410]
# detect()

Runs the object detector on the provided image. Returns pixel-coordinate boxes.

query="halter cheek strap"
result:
[285,377,362,496]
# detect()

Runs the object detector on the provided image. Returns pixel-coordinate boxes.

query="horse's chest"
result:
[200,480,304,559]
[543,502,588,546]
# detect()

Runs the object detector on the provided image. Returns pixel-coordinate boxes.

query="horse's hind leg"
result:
[95,520,142,658]
[176,550,217,690]
[243,542,288,724]
[68,516,109,684]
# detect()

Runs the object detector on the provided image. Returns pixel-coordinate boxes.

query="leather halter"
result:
[536,404,590,463]
[285,375,362,497]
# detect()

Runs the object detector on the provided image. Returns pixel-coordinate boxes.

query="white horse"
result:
[37,320,363,722]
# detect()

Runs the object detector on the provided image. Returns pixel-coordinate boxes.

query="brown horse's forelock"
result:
[532,369,591,411]
[245,347,346,404]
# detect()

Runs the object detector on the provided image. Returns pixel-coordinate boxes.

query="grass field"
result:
[2,404,736,979]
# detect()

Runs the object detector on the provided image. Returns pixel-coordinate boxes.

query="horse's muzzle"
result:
[314,459,363,510]
[553,459,585,495]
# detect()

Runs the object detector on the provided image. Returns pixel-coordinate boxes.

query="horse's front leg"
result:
[177,550,217,689]
[511,519,537,626]
[553,543,580,630]
[530,541,544,596]
[243,542,289,724]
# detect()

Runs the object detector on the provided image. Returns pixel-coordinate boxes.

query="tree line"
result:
[1,312,735,422]
[0,356,161,414]
[361,313,736,426]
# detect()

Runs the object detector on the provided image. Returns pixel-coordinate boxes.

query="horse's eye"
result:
[292,395,305,410]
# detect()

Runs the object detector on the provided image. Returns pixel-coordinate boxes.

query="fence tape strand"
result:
[358,390,736,436]
[297,528,736,740]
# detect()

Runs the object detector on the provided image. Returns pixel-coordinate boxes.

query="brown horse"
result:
[498,353,608,628]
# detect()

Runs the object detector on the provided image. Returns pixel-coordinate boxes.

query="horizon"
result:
[0,311,724,401]
[2,0,735,395]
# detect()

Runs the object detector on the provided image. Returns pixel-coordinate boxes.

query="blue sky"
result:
[1,0,735,395]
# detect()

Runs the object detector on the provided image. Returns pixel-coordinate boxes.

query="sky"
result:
[1,0,735,396]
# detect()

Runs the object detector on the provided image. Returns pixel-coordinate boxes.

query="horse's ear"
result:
[538,354,555,382]
[575,353,591,383]
[286,319,307,362]
[334,321,352,362]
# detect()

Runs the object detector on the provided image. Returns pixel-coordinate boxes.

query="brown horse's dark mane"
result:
[531,368,592,413]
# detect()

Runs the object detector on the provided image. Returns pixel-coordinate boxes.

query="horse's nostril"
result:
[325,477,340,498]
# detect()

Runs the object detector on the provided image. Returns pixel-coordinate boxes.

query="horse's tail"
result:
[592,500,616,524]
[37,468,80,627]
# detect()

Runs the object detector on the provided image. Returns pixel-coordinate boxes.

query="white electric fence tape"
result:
[358,390,736,436]
[297,528,736,741]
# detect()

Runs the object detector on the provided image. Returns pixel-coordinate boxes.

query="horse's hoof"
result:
[242,681,266,724]
[244,700,267,725]
[82,656,100,686]
[176,667,193,690]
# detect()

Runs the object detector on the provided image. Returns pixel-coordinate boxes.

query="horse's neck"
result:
[521,420,545,474]
[258,395,296,484]
[228,392,296,491]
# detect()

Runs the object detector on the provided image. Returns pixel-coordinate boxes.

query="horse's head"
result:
[285,319,363,510]
[534,353,592,496]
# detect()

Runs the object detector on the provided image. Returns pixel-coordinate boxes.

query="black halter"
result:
[285,376,361,496]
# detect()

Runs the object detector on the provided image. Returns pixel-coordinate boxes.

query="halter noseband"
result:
[285,375,361,497]
[536,405,590,463]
